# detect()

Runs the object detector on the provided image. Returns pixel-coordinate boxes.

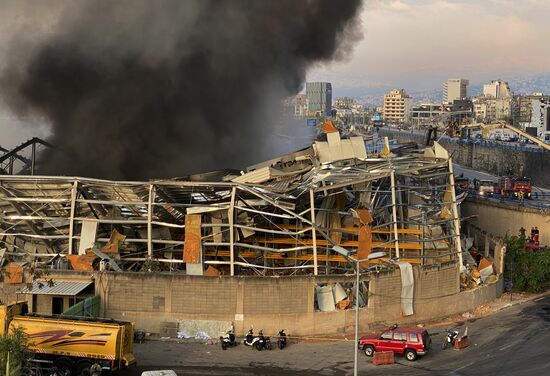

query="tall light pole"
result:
[332,246,386,376]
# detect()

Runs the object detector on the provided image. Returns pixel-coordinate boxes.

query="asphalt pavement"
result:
[120,294,550,376]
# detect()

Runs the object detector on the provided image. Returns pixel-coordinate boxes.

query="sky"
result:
[309,0,550,96]
[1,0,550,147]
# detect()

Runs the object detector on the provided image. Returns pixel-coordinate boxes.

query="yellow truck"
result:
[0,301,135,375]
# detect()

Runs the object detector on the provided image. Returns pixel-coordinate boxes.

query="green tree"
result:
[0,327,32,376]
[505,236,550,292]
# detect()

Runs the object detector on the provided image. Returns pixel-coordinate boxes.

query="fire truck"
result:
[498,176,532,199]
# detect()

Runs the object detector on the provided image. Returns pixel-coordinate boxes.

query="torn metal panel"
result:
[184,214,202,264]
[90,247,122,272]
[210,216,224,243]
[314,132,368,164]
[67,254,96,271]
[4,262,25,284]
[316,285,336,312]
[78,219,98,255]
[356,209,373,267]
[397,262,414,316]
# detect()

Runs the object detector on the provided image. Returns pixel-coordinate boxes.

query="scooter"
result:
[277,329,287,350]
[220,329,237,350]
[441,329,459,350]
[243,328,260,348]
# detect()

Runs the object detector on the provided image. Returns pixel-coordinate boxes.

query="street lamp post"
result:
[332,246,386,376]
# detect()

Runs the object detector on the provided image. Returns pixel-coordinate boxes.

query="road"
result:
[120,294,550,376]
[453,163,550,195]
[453,163,550,212]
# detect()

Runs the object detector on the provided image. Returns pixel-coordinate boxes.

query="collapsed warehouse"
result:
[0,129,464,278]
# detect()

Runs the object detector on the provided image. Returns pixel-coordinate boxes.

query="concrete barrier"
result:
[372,351,394,365]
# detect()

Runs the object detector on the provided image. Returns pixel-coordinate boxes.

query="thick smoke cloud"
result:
[1,0,362,179]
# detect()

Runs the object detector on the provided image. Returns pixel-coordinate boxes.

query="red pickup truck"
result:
[358,325,432,361]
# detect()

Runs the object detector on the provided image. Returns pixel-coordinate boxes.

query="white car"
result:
[141,371,178,376]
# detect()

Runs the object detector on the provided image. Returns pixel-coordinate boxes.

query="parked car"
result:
[358,324,432,361]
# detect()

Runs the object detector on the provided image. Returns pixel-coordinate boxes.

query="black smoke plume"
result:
[1,0,362,179]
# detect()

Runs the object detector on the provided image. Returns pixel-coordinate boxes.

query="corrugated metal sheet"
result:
[19,280,93,296]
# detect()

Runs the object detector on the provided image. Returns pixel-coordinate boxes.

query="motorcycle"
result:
[220,329,237,350]
[134,329,146,343]
[243,328,260,348]
[277,329,287,350]
[441,329,459,350]
[255,330,270,351]
[264,333,273,350]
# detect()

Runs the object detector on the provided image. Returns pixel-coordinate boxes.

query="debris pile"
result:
[0,129,464,276]
[459,238,498,290]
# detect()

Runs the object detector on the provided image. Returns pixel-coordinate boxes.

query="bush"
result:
[504,236,550,292]
[0,327,32,376]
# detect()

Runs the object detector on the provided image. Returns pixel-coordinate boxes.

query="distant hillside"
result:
[504,72,550,95]
[344,72,550,107]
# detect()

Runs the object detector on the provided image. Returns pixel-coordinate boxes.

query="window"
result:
[393,332,407,341]
[380,331,392,340]
[409,333,419,343]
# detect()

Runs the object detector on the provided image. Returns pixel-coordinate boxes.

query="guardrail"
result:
[464,189,550,210]
[379,128,549,153]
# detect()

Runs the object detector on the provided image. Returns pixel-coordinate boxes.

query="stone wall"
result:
[379,128,550,188]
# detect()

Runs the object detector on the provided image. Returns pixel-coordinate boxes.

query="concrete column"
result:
[484,233,490,258]
[235,278,245,334]
[307,277,315,313]
[165,276,173,313]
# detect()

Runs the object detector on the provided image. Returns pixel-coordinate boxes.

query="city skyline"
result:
[308,0,550,96]
[1,1,550,147]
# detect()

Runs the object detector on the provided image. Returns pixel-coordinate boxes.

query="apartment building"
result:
[382,89,411,124]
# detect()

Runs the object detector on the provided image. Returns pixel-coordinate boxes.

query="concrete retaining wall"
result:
[93,262,500,336]
[462,197,550,245]
[379,128,550,188]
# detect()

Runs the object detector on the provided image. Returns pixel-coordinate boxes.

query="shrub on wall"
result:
[505,236,550,292]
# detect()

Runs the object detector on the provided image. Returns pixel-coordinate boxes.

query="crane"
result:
[455,120,550,151]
